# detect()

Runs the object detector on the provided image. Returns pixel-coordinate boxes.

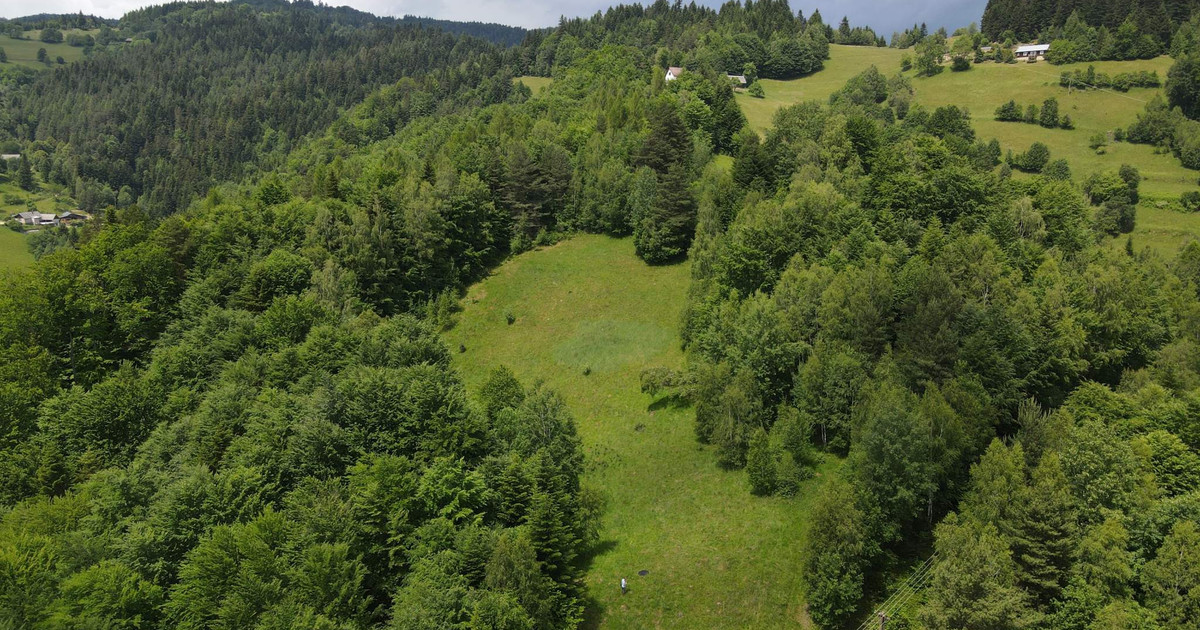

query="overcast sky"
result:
[0,0,989,38]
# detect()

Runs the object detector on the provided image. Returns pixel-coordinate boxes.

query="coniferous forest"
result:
[0,0,1198,629]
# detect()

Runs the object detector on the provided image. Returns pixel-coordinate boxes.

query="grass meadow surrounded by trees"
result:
[0,31,95,68]
[443,235,834,628]
[2,2,1200,629]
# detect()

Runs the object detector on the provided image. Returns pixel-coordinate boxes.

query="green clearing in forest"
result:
[445,235,837,629]
[514,75,554,94]
[736,44,904,131]
[0,31,95,69]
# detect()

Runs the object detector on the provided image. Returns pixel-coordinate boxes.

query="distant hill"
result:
[115,1,528,46]
[0,13,116,29]
[397,15,529,47]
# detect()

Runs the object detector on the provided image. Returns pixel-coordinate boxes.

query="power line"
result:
[854,553,939,630]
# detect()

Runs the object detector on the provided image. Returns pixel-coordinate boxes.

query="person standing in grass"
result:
[621,578,627,595]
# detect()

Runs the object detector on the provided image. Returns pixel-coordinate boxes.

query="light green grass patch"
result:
[910,56,1194,200]
[514,75,554,93]
[0,32,94,69]
[445,235,830,629]
[0,228,33,271]
[736,44,904,131]
[552,320,674,374]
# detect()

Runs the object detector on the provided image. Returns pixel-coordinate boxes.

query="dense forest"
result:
[981,0,1200,41]
[0,0,1198,628]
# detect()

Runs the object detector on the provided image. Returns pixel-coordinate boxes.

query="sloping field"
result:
[445,235,833,628]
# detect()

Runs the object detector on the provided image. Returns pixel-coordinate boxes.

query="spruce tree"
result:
[1009,452,1077,608]
[633,163,696,264]
[17,156,34,191]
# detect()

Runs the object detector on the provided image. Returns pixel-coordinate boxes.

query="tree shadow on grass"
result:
[647,394,692,412]
[579,538,619,630]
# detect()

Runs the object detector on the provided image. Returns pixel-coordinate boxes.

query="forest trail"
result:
[445,235,824,628]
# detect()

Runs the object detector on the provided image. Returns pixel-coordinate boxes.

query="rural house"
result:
[726,74,748,88]
[1014,44,1049,60]
[665,66,684,81]
[15,211,59,227]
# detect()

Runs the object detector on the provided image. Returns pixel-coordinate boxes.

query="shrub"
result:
[1181,191,1200,212]
[994,100,1022,121]
[1044,159,1072,181]
[951,56,971,72]
[1014,142,1051,172]
[748,81,765,98]
[746,429,776,495]
[1089,132,1108,150]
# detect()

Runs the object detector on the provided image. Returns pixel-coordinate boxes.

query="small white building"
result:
[726,74,748,87]
[0,154,20,161]
[665,66,684,81]
[1014,44,1050,59]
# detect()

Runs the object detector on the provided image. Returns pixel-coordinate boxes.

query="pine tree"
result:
[17,156,34,191]
[633,163,696,264]
[1009,452,1077,608]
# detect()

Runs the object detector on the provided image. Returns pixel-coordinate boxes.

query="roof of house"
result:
[0,154,20,160]
[667,66,683,76]
[1015,44,1050,53]
[726,74,747,84]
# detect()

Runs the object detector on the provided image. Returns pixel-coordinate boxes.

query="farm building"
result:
[726,74,747,87]
[665,66,683,81]
[1014,44,1050,59]
[15,211,59,227]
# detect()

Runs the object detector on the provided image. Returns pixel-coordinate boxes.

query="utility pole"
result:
[877,611,888,630]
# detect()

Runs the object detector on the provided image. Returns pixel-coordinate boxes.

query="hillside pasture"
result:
[736,44,903,131]
[445,235,833,629]
[0,31,95,69]
[911,56,1194,201]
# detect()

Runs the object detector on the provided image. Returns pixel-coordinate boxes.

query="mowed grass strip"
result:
[445,235,829,629]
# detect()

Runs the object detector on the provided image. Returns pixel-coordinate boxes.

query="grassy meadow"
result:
[736,44,1200,257]
[0,31,95,69]
[515,75,554,94]
[445,235,836,629]
[0,227,33,270]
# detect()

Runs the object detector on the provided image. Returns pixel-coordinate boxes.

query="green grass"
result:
[514,75,554,94]
[0,32,94,69]
[736,45,904,131]
[0,227,32,271]
[911,56,1194,201]
[445,235,834,628]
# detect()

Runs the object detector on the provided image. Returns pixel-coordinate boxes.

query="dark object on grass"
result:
[505,311,516,325]
[583,366,591,376]
[634,423,645,432]
[638,570,649,576]
[458,343,466,353]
